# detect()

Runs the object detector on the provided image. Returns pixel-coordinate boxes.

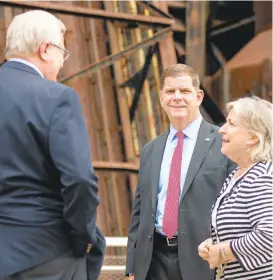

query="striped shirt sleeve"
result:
[230,173,273,271]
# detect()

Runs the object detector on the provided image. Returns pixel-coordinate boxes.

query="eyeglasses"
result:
[50,43,71,61]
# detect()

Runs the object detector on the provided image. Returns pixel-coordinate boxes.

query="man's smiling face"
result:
[160,75,204,126]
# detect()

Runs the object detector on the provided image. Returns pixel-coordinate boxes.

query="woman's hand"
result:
[208,243,222,269]
[209,242,236,269]
[198,238,213,261]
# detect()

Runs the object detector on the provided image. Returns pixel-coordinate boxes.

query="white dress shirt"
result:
[9,58,44,78]
[155,116,203,235]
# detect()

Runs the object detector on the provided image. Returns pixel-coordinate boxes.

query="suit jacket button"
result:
[148,235,152,240]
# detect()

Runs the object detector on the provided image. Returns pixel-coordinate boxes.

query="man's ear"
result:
[39,42,50,62]
[197,89,204,106]
[160,91,164,107]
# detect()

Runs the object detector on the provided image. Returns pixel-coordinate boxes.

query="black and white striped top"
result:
[211,161,273,280]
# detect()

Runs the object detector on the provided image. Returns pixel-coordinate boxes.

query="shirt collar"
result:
[9,58,44,78]
[169,115,203,141]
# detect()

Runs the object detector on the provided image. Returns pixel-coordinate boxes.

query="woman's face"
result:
[219,108,257,163]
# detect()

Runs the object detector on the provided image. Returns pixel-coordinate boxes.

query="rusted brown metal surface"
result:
[185,0,207,83]
[167,1,187,9]
[93,161,139,173]
[152,1,178,131]
[254,1,272,35]
[88,1,131,240]
[209,16,255,38]
[60,27,171,84]
[0,0,174,27]
[223,28,271,101]
[103,1,138,205]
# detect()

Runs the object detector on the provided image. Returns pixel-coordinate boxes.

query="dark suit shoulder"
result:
[201,120,222,141]
[141,131,168,154]
[210,123,220,133]
[41,78,69,92]
[210,122,220,131]
[0,65,81,142]
[0,61,77,103]
[22,76,80,113]
[202,120,220,132]
[35,78,77,100]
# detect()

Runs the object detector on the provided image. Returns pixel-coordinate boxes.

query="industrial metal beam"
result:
[129,44,158,122]
[167,1,187,9]
[104,9,138,196]
[172,20,186,32]
[186,1,207,82]
[174,41,185,56]
[93,161,139,173]
[209,16,255,37]
[60,27,171,84]
[201,85,226,125]
[210,42,227,65]
[210,43,229,106]
[0,0,174,27]
[140,0,173,19]
[153,1,177,132]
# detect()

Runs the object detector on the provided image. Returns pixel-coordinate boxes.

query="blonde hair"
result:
[226,96,273,162]
[161,64,200,90]
[5,10,66,59]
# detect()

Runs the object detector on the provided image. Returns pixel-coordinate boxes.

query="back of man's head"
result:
[5,10,65,59]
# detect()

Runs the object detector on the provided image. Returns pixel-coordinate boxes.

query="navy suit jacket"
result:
[0,61,105,278]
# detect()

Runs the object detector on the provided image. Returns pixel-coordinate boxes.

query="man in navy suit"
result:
[0,10,105,280]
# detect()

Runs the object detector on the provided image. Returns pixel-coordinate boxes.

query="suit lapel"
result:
[181,120,215,200]
[151,131,168,212]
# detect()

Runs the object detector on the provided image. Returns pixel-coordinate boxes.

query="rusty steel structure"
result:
[0,1,271,278]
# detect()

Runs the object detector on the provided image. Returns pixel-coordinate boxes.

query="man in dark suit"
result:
[126,64,236,280]
[0,10,105,280]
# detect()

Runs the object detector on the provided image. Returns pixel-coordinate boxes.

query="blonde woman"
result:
[198,96,273,280]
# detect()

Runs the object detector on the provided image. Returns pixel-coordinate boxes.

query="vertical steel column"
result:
[104,1,138,198]
[129,1,157,141]
[185,0,207,83]
[144,8,167,135]
[88,1,130,237]
[153,1,177,131]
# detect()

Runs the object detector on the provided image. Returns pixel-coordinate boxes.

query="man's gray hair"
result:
[5,10,66,59]
[226,96,273,162]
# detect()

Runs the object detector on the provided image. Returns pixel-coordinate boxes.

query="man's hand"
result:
[198,238,213,262]
[129,275,134,280]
